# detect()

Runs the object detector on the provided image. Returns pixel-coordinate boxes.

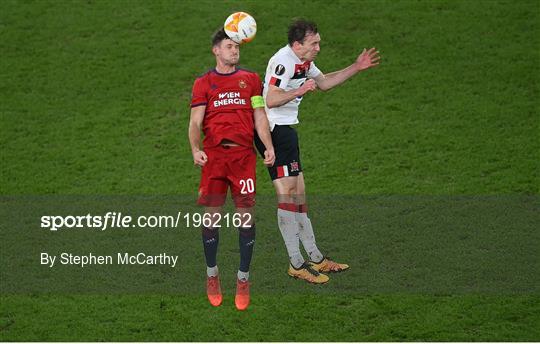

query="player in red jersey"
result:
[188,28,275,311]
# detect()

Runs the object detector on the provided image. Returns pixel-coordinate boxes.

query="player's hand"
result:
[263,148,275,167]
[296,79,317,97]
[193,150,208,167]
[355,48,381,71]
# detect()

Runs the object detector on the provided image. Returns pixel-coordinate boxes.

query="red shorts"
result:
[198,145,256,208]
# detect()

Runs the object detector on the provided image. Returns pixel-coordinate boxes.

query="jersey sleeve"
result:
[249,73,265,108]
[308,61,322,79]
[190,77,208,108]
[251,73,263,97]
[268,56,292,90]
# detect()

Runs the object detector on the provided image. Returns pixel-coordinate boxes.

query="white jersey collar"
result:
[284,44,303,64]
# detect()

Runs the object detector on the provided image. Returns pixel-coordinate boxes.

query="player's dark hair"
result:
[212,28,231,47]
[288,19,318,46]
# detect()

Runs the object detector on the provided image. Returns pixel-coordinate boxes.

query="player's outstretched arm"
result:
[253,107,275,167]
[265,81,317,108]
[188,105,208,167]
[314,47,380,91]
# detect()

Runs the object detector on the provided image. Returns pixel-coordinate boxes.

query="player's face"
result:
[299,32,321,61]
[213,39,240,66]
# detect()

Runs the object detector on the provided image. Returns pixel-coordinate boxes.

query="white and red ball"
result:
[224,12,257,44]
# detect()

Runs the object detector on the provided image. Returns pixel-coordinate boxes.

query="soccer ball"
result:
[224,12,257,44]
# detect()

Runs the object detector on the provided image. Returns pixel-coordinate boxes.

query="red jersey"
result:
[191,68,263,148]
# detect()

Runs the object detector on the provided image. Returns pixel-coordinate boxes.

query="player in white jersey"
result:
[262,45,322,129]
[255,19,380,284]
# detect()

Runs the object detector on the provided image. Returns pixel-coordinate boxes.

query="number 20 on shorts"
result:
[239,178,254,194]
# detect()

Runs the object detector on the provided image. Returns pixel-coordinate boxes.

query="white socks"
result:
[207,266,250,281]
[277,208,305,268]
[237,270,249,281]
[207,265,218,277]
[296,212,324,262]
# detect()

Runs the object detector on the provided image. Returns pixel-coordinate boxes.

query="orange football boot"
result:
[235,278,250,311]
[310,257,349,273]
[206,275,222,307]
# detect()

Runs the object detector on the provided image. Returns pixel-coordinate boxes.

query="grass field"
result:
[1,0,539,341]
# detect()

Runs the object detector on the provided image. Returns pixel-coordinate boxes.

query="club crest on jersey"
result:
[275,64,286,76]
[292,61,311,79]
[238,80,247,88]
[290,161,299,172]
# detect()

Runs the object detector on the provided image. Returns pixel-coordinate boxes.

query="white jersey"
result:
[263,45,322,129]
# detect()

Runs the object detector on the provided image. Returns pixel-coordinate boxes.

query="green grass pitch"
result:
[1,0,539,341]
